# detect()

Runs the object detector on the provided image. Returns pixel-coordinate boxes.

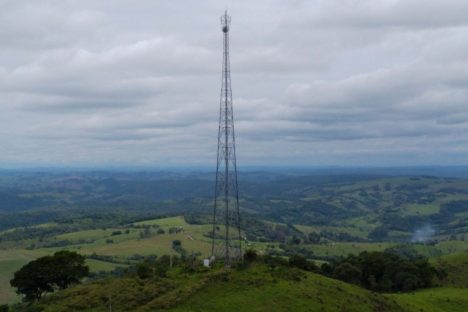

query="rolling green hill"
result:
[1,216,467,305]
[1,172,467,309]
[432,252,468,288]
[14,263,468,312]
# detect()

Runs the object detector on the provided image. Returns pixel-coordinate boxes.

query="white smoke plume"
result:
[411,224,435,243]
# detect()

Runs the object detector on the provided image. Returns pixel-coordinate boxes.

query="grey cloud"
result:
[305,0,468,29]
[0,0,468,166]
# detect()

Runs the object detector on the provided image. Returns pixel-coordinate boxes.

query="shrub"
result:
[137,261,154,279]
[261,255,288,270]
[288,254,317,271]
[243,249,258,263]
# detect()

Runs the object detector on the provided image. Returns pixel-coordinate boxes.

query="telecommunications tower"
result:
[211,11,242,267]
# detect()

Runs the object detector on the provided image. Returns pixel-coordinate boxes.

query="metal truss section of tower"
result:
[211,11,242,267]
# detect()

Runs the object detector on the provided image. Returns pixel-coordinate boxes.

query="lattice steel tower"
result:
[211,11,242,267]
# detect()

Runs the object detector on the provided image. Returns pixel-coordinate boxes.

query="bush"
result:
[261,255,288,270]
[244,249,258,263]
[288,254,317,271]
[137,261,154,279]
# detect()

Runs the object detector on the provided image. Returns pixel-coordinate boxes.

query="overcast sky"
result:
[1,0,468,167]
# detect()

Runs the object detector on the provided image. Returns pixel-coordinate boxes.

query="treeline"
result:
[321,251,436,292]
[243,249,438,293]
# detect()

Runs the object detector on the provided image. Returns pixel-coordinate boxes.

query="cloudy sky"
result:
[1,0,468,167]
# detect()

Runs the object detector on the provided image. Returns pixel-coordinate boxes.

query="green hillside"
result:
[24,264,401,312]
[2,215,467,305]
[432,252,468,287]
[14,263,467,312]
[389,288,468,312]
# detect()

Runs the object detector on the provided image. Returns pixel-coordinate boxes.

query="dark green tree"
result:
[10,256,55,302]
[333,262,362,285]
[50,250,89,289]
[10,251,89,302]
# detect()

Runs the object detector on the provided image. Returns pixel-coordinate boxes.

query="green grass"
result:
[31,262,468,312]
[170,265,401,312]
[431,252,468,288]
[133,216,187,227]
[85,259,127,272]
[434,240,468,254]
[389,288,468,312]
[0,217,218,304]
[437,252,468,265]
[308,242,394,258]
[56,229,122,240]
[294,224,370,240]
[0,249,47,304]
[403,203,440,216]
[32,264,404,312]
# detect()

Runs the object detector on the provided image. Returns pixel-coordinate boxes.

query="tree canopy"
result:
[324,251,435,292]
[10,250,89,302]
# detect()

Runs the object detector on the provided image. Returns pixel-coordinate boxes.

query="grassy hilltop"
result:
[15,260,468,312]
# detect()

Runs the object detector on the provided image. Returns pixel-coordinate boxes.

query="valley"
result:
[0,170,467,310]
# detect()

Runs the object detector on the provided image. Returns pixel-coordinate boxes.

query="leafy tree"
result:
[10,251,89,302]
[333,262,362,285]
[50,251,89,289]
[10,256,55,302]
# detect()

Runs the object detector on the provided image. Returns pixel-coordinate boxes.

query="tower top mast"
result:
[221,10,230,33]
